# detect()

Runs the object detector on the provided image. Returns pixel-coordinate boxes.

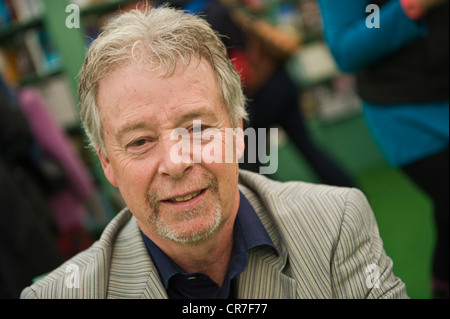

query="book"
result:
[0,26,61,87]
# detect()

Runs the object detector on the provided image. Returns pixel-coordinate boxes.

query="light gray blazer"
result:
[21,170,408,299]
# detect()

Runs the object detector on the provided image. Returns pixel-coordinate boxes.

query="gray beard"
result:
[154,203,222,244]
[146,171,221,244]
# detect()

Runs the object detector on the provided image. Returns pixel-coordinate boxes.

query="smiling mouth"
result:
[166,190,204,203]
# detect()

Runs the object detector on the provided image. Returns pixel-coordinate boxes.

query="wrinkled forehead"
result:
[97,58,226,134]
[97,57,219,107]
[98,54,220,101]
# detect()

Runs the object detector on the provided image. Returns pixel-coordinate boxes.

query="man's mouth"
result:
[166,190,204,203]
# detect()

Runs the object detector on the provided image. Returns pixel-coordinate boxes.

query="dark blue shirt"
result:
[141,191,277,299]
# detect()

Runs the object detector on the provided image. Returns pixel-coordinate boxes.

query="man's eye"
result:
[129,139,148,147]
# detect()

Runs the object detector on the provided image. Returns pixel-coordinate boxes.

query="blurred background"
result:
[0,0,438,298]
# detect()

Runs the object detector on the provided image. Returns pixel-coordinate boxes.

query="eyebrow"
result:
[177,110,218,124]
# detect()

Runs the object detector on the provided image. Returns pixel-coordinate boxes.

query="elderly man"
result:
[21,6,407,299]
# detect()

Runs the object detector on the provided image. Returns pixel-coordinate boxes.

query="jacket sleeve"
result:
[330,188,408,298]
[317,0,427,72]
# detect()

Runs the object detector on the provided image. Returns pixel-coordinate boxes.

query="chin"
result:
[155,204,223,245]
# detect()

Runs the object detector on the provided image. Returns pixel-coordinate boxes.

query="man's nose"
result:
[157,135,193,179]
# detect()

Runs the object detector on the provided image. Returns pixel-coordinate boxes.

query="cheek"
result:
[207,160,239,205]
[112,158,156,208]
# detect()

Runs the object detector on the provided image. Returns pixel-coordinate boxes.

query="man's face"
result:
[96,59,244,244]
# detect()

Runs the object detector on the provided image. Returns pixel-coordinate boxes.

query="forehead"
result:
[97,59,226,132]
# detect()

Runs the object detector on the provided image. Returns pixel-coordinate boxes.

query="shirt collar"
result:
[141,191,277,290]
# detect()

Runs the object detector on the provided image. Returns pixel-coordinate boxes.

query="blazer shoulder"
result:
[238,170,408,298]
[239,169,359,220]
[238,169,367,252]
[21,209,133,299]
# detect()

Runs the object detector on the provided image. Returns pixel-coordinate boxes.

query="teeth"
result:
[168,191,201,203]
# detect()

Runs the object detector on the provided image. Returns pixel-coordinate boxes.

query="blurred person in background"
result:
[1,73,97,297]
[318,0,449,298]
[0,77,63,298]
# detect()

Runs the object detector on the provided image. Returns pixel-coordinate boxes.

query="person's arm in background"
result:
[317,0,444,73]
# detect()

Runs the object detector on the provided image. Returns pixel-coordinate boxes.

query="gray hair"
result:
[78,5,248,155]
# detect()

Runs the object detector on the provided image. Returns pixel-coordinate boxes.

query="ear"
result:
[97,148,118,187]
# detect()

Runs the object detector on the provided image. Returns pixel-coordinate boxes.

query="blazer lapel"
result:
[107,210,167,299]
[236,245,298,299]
[237,183,298,299]
[238,170,336,299]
